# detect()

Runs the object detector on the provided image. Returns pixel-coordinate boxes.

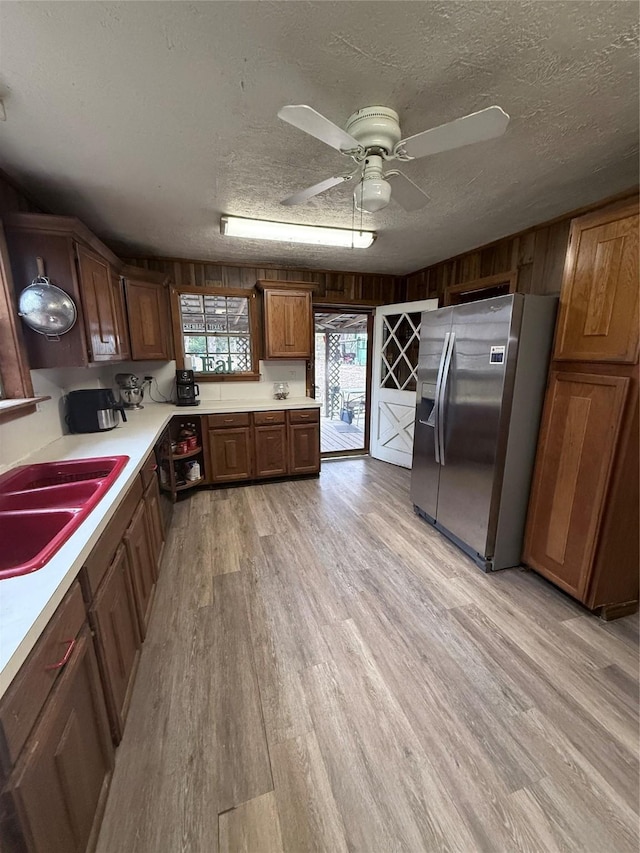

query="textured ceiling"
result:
[0,1,638,275]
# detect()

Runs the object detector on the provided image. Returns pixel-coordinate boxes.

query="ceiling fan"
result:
[278,103,510,214]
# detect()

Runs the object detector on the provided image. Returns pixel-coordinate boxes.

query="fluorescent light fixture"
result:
[220,216,375,249]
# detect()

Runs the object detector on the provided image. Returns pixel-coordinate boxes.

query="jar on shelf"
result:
[273,381,289,400]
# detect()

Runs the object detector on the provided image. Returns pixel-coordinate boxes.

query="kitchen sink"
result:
[0,456,129,579]
[0,481,101,511]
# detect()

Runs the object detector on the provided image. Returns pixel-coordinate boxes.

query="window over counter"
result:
[170,285,260,381]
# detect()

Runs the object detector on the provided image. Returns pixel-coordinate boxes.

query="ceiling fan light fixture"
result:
[220,216,375,249]
[355,176,391,213]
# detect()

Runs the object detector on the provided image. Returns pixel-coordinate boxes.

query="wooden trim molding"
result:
[0,396,51,423]
[443,271,518,306]
[0,220,35,404]
[3,212,121,268]
[255,280,317,293]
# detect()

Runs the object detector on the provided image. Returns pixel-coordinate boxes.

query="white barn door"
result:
[370,299,438,468]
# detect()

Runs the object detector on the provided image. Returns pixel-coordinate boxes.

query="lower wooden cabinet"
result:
[208,427,253,482]
[89,544,141,742]
[0,462,168,853]
[207,408,320,485]
[143,477,165,571]
[3,627,113,853]
[289,422,321,474]
[524,369,636,612]
[254,424,288,478]
[124,500,157,638]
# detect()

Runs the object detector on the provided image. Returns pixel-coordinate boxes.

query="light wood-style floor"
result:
[96,458,639,853]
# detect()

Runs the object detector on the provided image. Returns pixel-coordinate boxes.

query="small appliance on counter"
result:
[175,369,200,407]
[66,389,128,434]
[115,373,146,410]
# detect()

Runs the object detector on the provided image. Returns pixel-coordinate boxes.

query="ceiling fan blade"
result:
[281,175,347,206]
[398,105,510,160]
[278,105,360,152]
[385,171,430,211]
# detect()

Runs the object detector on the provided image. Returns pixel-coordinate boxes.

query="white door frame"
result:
[370,298,439,468]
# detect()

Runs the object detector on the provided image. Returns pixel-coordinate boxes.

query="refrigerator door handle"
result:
[438,331,455,466]
[433,332,451,465]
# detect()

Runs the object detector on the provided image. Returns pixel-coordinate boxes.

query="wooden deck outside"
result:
[321,415,365,454]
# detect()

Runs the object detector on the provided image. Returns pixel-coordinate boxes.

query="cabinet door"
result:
[144,477,165,571]
[523,371,629,600]
[288,422,320,475]
[112,272,131,360]
[8,628,113,853]
[264,289,312,358]
[254,424,288,478]
[75,244,121,361]
[124,500,156,637]
[89,544,141,741]
[554,202,639,364]
[209,428,253,482]
[125,279,171,360]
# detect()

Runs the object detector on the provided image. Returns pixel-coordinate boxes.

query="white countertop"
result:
[0,397,319,697]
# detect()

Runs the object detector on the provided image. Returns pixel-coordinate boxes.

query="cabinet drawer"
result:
[254,410,285,425]
[288,408,319,424]
[208,412,250,428]
[0,582,85,770]
[82,476,143,598]
[140,452,157,490]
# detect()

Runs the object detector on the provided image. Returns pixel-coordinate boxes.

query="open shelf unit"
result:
[156,417,207,502]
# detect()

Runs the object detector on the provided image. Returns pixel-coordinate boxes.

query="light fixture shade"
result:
[220,216,375,248]
[355,177,391,213]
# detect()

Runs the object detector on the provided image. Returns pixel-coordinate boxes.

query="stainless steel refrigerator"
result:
[410,293,557,571]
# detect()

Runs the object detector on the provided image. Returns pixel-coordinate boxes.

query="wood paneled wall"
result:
[405,190,638,304]
[406,219,572,302]
[123,256,405,306]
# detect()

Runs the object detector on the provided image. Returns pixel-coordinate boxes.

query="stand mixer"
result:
[115,373,146,410]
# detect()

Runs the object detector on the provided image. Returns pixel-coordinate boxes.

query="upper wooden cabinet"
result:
[76,244,122,361]
[4,214,128,368]
[257,281,315,359]
[554,199,639,364]
[122,265,172,361]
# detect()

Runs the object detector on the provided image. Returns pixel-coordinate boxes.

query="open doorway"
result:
[314,308,373,456]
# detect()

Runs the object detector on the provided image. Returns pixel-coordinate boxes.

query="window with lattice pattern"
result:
[172,287,260,380]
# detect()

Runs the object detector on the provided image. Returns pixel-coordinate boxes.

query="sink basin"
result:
[0,510,79,573]
[0,481,100,511]
[0,456,129,579]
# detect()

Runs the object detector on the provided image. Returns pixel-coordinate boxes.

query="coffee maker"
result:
[175,369,200,407]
